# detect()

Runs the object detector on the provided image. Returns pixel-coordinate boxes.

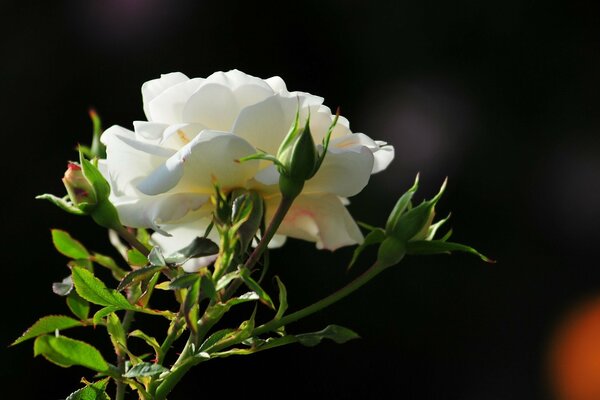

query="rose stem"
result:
[114,226,150,256]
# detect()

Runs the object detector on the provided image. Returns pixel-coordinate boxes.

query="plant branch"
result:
[115,226,150,256]
[253,261,388,336]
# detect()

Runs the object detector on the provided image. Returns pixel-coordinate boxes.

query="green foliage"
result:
[163,237,219,266]
[239,268,275,310]
[274,276,288,320]
[12,315,82,346]
[117,265,165,292]
[34,335,109,371]
[65,378,111,400]
[407,240,494,262]
[129,330,161,359]
[295,325,360,347]
[127,249,148,267]
[67,292,90,320]
[123,362,168,378]
[91,253,127,280]
[52,230,90,260]
[72,267,132,309]
[106,313,127,355]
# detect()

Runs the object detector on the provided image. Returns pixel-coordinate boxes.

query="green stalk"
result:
[253,261,387,336]
[115,226,150,256]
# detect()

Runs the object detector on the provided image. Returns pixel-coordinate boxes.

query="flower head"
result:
[99,70,394,253]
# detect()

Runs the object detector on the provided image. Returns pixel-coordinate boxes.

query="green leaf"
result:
[406,240,494,263]
[65,378,110,400]
[274,276,287,320]
[106,313,127,353]
[72,267,132,309]
[165,273,198,290]
[127,249,148,267]
[93,306,119,326]
[67,291,90,320]
[239,268,275,310]
[348,228,386,269]
[184,276,201,334]
[52,230,90,259]
[164,237,219,265]
[123,362,168,378]
[34,335,109,371]
[36,194,85,215]
[296,325,360,347]
[117,265,165,292]
[198,329,234,352]
[12,315,82,346]
[215,271,240,291]
[129,330,161,358]
[200,273,217,302]
[91,253,127,280]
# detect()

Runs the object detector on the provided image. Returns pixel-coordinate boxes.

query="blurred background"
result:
[2,1,599,399]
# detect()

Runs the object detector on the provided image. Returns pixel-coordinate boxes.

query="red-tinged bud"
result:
[62,162,97,208]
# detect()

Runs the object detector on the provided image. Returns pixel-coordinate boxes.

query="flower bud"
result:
[276,117,318,198]
[62,162,97,209]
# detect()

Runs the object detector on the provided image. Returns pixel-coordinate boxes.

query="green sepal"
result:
[36,194,85,215]
[67,291,90,320]
[377,236,407,268]
[65,377,111,400]
[274,276,288,320]
[312,109,339,175]
[387,178,447,241]
[79,151,110,202]
[71,266,132,310]
[34,335,109,372]
[123,362,168,378]
[88,108,106,159]
[230,190,263,252]
[348,228,386,269]
[295,324,360,347]
[117,265,165,292]
[239,267,275,310]
[385,174,419,234]
[12,315,82,346]
[406,240,494,263]
[52,230,90,259]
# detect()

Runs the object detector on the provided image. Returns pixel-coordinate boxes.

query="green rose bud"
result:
[62,162,97,210]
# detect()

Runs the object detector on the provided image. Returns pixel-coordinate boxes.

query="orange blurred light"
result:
[550,296,600,400]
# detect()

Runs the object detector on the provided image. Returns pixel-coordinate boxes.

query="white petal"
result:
[304,145,374,197]
[329,133,394,173]
[182,83,239,130]
[205,70,272,90]
[265,76,287,93]
[147,78,204,123]
[142,72,189,120]
[112,193,210,232]
[101,125,175,197]
[133,121,169,142]
[137,130,259,195]
[266,194,363,250]
[232,94,298,155]
[160,123,207,150]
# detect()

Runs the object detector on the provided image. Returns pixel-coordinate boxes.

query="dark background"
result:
[2,1,599,399]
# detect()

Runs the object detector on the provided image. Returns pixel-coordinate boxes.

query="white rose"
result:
[100,70,394,267]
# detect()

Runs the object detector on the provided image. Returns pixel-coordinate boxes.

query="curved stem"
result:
[222,195,295,300]
[115,226,150,256]
[253,261,387,336]
[115,309,135,400]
